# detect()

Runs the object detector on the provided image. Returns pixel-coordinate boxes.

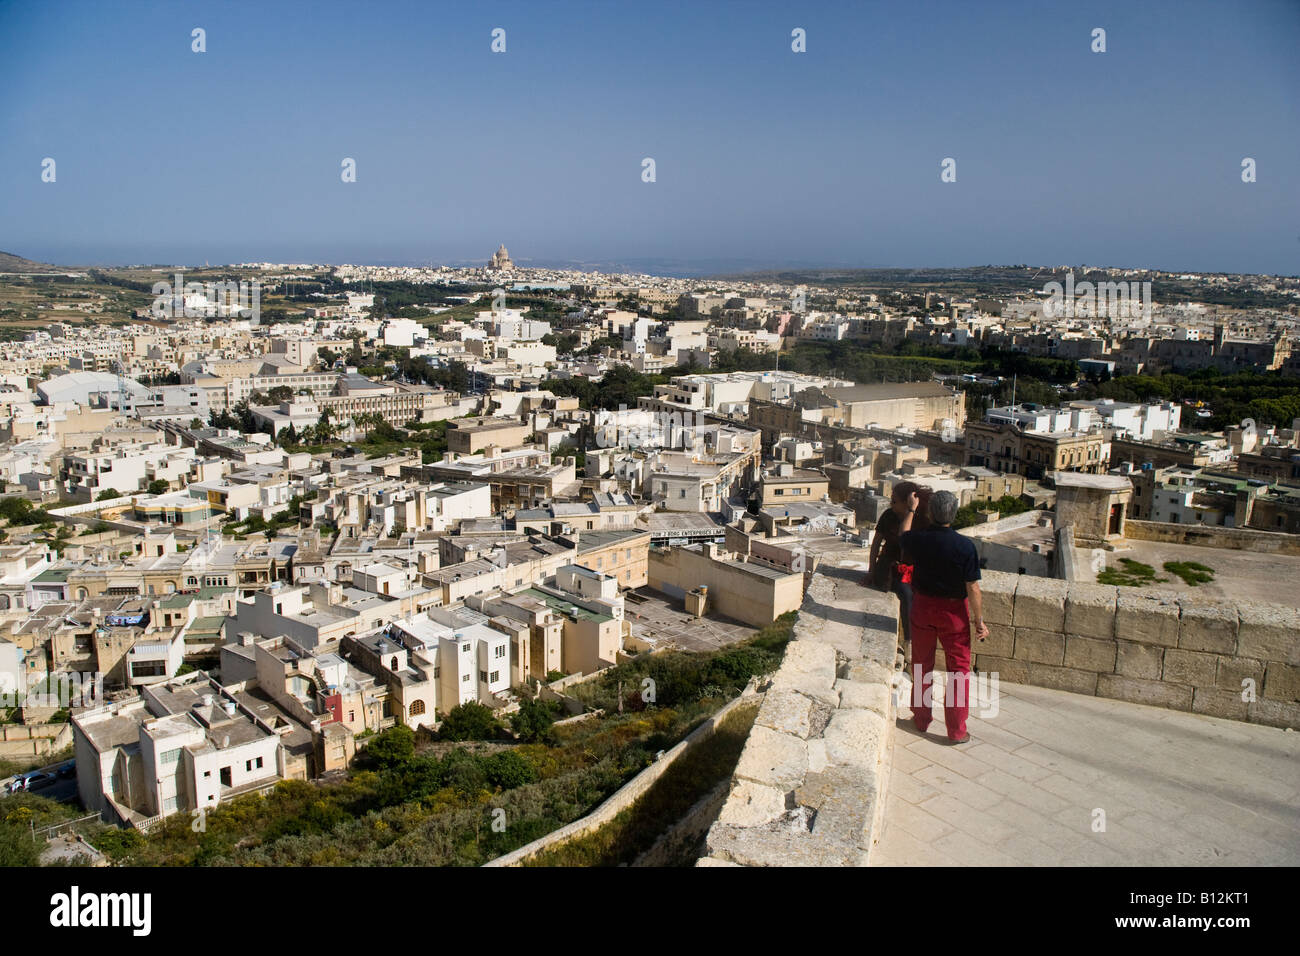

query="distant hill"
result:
[0,250,64,273]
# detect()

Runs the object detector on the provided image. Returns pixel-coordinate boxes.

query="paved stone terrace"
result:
[873,677,1300,866]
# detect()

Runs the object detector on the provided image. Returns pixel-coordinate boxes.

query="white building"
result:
[72,675,292,827]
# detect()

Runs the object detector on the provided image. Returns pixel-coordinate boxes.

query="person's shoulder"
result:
[951,530,977,551]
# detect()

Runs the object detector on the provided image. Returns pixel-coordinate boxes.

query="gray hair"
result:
[929,490,959,526]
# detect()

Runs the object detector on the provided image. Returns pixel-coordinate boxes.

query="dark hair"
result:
[891,481,918,504]
[912,485,935,529]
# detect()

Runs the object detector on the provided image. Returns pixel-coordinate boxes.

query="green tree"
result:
[0,821,40,866]
[147,479,169,495]
[509,698,559,743]
[360,723,415,770]
[0,497,37,525]
[436,748,488,795]
[96,489,122,501]
[437,702,504,741]
[481,750,537,790]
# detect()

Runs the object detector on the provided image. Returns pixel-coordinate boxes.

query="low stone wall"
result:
[699,561,901,866]
[483,683,759,867]
[1125,519,1300,556]
[0,722,73,759]
[963,571,1300,729]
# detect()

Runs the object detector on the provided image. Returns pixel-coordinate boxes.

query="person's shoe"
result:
[948,733,971,745]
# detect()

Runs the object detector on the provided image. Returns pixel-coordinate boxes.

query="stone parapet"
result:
[972,571,1300,729]
[699,559,902,866]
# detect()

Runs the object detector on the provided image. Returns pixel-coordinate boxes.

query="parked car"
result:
[55,761,76,779]
[24,771,56,791]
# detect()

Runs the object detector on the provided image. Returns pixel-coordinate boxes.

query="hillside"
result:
[0,250,63,273]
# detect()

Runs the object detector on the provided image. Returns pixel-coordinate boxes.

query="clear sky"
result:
[1,0,1297,275]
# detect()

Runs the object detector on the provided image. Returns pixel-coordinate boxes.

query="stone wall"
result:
[965,570,1300,729]
[484,684,759,867]
[0,722,73,759]
[698,561,902,866]
[1124,519,1300,556]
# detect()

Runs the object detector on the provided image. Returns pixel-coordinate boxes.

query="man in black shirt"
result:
[900,490,989,744]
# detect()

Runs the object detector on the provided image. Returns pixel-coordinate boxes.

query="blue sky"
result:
[1,0,1297,274]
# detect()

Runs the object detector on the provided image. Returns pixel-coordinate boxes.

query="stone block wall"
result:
[966,570,1300,729]
[1124,520,1300,556]
[698,563,902,866]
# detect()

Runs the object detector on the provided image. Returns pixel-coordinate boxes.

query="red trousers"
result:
[909,592,973,741]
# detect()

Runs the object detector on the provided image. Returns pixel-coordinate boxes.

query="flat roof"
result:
[1053,472,1132,490]
[518,587,612,623]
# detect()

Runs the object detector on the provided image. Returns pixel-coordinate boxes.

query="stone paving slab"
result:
[873,679,1300,866]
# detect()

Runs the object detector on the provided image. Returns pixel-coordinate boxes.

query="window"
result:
[461,643,470,653]
[160,748,181,765]
[203,770,211,778]
[494,645,505,659]
[479,670,487,682]
[245,760,253,772]
[489,671,499,683]
[347,710,354,722]
[409,700,425,716]
[163,796,178,813]
[462,673,470,682]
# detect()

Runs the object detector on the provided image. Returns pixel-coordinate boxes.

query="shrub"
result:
[360,724,415,770]
[482,750,537,790]
[438,702,504,742]
[509,698,559,743]
[93,827,145,860]
[437,748,488,795]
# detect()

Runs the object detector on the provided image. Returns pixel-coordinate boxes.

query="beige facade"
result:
[574,530,651,589]
[966,420,1108,480]
[447,416,533,455]
[759,466,830,508]
[648,544,803,628]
